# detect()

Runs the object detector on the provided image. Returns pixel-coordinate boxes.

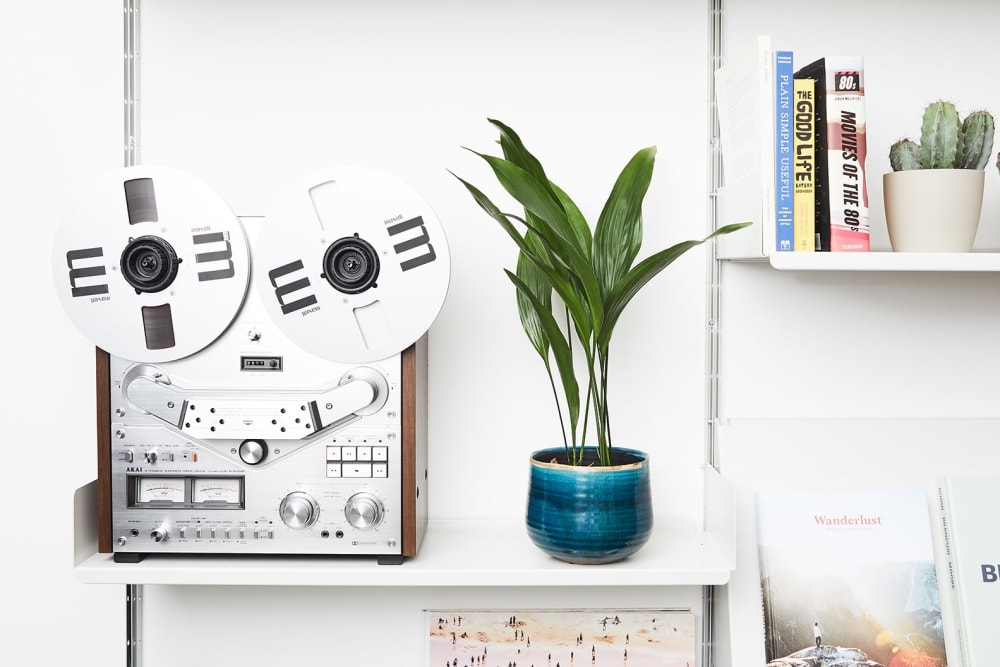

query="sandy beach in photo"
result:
[428,610,695,667]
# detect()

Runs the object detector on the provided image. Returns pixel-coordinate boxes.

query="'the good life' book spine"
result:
[792,76,816,252]
[794,56,869,252]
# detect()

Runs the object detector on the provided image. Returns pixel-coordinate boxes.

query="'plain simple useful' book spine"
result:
[774,51,794,252]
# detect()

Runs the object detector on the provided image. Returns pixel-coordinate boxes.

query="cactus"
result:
[888,100,994,171]
[959,110,995,169]
[889,139,921,171]
[918,100,962,169]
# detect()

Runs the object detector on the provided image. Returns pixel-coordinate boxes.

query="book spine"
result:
[794,59,830,251]
[755,494,779,661]
[822,58,869,252]
[792,77,816,251]
[774,51,794,252]
[938,482,970,667]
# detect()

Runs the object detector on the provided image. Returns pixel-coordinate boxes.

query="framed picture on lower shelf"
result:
[424,608,695,667]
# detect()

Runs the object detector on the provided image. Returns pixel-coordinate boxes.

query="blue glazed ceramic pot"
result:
[526,446,652,564]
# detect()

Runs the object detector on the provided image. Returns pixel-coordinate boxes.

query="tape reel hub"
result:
[323,235,380,294]
[120,235,181,294]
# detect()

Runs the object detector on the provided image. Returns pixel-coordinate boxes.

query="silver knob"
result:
[279,491,319,529]
[345,492,384,530]
[239,439,267,465]
[150,526,169,543]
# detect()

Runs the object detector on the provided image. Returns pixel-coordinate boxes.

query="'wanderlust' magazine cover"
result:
[755,489,946,667]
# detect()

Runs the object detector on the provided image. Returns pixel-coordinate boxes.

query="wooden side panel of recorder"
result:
[96,347,113,553]
[401,336,429,556]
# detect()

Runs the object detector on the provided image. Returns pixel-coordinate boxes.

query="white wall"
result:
[8,1,715,663]
[1,2,124,663]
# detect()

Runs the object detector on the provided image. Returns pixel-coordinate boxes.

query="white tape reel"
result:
[254,166,450,363]
[52,166,250,362]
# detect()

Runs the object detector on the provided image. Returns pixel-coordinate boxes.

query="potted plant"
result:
[451,119,750,564]
[884,100,994,252]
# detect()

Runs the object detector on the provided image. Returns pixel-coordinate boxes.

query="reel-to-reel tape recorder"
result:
[53,165,450,564]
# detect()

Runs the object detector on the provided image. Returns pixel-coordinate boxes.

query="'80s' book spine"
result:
[794,56,869,252]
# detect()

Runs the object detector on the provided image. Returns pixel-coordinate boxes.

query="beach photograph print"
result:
[426,608,695,667]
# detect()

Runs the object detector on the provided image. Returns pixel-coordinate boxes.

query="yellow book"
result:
[792,77,816,251]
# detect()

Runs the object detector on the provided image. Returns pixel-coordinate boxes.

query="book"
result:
[756,489,947,666]
[714,34,774,259]
[937,476,1000,667]
[794,56,869,252]
[792,76,816,251]
[774,50,794,252]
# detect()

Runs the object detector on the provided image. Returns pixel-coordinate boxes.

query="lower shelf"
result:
[73,479,733,587]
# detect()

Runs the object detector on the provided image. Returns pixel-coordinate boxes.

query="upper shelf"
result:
[729,251,1000,272]
[73,479,734,588]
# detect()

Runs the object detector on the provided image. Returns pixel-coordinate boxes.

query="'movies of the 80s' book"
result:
[794,56,869,252]
[755,489,947,667]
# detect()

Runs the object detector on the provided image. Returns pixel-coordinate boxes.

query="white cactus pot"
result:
[883,169,985,252]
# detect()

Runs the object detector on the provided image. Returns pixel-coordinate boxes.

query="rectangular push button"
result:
[343,464,372,478]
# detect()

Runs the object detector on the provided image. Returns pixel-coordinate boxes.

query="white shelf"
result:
[747,251,1000,271]
[73,481,733,588]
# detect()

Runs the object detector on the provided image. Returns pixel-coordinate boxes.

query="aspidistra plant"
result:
[452,119,750,466]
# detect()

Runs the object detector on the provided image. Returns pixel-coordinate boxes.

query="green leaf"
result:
[597,222,752,351]
[476,152,569,238]
[506,269,580,438]
[593,147,655,298]
[490,119,552,193]
[489,119,594,260]
[450,171,527,248]
[472,153,605,334]
[551,182,592,261]
[515,231,553,360]
[451,170,596,346]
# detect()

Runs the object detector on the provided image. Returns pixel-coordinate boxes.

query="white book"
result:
[714,34,774,259]
[937,476,1000,667]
